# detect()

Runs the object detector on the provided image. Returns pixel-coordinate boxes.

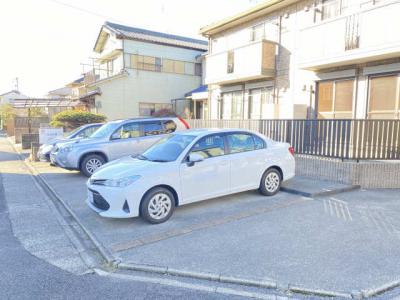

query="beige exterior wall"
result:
[205,0,400,120]
[88,34,204,120]
[90,69,202,120]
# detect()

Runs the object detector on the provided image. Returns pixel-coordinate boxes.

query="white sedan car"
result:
[86,129,295,224]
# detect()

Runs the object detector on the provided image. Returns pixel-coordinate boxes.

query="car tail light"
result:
[178,116,190,129]
[288,146,295,156]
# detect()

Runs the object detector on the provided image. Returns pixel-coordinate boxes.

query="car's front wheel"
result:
[140,187,175,224]
[80,154,105,177]
[259,168,282,196]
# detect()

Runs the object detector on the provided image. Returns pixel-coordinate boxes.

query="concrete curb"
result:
[288,285,352,298]
[281,184,360,198]
[361,280,400,298]
[10,139,400,299]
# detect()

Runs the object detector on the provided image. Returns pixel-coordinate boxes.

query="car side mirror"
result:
[187,153,204,167]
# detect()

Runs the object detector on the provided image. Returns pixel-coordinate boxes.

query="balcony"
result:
[82,51,124,85]
[298,1,400,70]
[205,40,276,85]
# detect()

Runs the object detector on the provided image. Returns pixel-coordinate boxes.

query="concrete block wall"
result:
[295,155,400,188]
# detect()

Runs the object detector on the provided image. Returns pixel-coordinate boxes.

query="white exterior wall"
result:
[205,0,400,120]
[90,36,204,120]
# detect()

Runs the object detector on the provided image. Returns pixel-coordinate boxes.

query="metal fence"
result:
[187,119,400,160]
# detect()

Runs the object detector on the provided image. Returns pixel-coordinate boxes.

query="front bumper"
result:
[50,151,78,170]
[86,181,143,218]
[37,149,51,162]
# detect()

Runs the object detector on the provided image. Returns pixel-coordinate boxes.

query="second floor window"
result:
[128,54,200,76]
[250,23,265,42]
[317,0,362,22]
[321,0,340,20]
[227,51,234,74]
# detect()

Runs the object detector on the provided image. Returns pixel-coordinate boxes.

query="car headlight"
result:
[59,145,73,153]
[103,175,141,187]
[41,144,54,153]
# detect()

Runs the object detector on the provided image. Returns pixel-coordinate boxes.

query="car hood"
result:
[92,156,164,179]
[57,137,105,148]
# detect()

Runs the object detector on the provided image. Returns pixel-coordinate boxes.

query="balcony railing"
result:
[205,40,276,85]
[298,1,400,70]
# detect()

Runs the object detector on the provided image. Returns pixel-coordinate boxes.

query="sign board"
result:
[39,127,64,144]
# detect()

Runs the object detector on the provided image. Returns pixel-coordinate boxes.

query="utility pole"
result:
[13,77,19,91]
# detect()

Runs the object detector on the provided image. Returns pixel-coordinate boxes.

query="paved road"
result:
[33,154,400,294]
[0,136,251,300]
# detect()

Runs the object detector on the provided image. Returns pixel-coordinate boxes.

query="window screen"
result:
[317,81,334,114]
[317,79,354,119]
[369,75,398,111]
[162,59,174,73]
[334,80,354,112]
[174,61,185,74]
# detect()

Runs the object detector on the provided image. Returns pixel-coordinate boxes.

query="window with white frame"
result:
[221,91,243,119]
[315,0,371,22]
[227,51,234,74]
[250,23,265,41]
[248,87,274,119]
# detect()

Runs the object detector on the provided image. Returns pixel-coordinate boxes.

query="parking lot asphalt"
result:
[31,159,400,296]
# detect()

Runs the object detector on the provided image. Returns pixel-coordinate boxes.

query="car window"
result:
[163,120,177,134]
[190,134,225,159]
[227,133,255,153]
[112,122,140,139]
[142,121,164,136]
[81,126,99,138]
[253,135,266,150]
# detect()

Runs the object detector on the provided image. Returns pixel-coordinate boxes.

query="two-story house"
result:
[82,22,208,120]
[201,0,400,120]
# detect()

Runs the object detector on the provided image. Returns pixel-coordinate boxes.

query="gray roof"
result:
[105,22,208,51]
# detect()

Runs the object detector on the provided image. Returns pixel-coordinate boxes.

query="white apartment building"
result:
[82,22,208,120]
[201,0,400,120]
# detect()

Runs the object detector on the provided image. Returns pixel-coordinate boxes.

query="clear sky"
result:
[0,0,261,97]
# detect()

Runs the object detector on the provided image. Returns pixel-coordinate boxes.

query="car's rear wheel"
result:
[80,154,105,177]
[140,187,175,224]
[259,168,281,196]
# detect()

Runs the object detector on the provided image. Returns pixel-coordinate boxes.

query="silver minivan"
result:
[50,117,189,176]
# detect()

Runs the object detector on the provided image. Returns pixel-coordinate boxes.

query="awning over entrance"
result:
[184,85,208,100]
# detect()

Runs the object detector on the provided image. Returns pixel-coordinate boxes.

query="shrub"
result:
[151,108,177,117]
[50,110,106,129]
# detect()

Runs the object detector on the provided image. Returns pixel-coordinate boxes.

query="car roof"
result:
[176,128,256,137]
[108,117,177,124]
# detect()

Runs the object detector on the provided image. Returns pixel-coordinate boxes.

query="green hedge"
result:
[50,110,106,129]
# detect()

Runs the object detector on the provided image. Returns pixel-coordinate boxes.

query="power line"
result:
[47,0,130,25]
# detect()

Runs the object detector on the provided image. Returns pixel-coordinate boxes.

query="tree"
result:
[50,110,106,130]
[0,104,15,128]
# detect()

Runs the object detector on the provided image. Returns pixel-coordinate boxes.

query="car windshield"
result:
[90,122,119,138]
[137,134,196,162]
[64,126,82,138]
